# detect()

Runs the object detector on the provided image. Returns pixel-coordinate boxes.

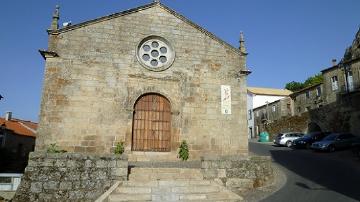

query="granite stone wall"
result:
[13,152,128,202]
[308,91,360,135]
[201,155,274,191]
[35,3,248,158]
[264,113,310,140]
[257,90,360,139]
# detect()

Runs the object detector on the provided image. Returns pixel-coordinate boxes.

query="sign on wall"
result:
[221,85,231,114]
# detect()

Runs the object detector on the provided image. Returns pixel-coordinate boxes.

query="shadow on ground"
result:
[269,149,360,201]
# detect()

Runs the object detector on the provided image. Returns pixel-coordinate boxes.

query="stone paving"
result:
[107,167,243,201]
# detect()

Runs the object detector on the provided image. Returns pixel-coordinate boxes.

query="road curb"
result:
[249,141,274,146]
[242,161,287,202]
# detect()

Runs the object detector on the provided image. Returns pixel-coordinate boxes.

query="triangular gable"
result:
[48,2,241,55]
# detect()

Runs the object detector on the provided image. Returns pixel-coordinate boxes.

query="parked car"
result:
[311,133,360,152]
[292,132,331,149]
[273,132,304,147]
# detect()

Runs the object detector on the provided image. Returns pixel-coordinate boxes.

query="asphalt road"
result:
[249,141,360,202]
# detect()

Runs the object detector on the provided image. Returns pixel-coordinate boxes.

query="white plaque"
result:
[221,85,231,114]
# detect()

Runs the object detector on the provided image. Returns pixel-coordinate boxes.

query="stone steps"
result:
[129,168,203,181]
[128,152,178,162]
[109,182,241,201]
[107,167,243,201]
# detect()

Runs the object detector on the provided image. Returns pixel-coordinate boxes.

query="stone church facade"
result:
[36,2,249,159]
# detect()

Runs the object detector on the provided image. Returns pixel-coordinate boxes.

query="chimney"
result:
[5,111,12,121]
[332,59,337,66]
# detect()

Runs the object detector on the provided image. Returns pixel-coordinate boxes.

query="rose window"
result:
[136,36,175,71]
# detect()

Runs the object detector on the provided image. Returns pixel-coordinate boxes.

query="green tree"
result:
[285,74,323,91]
[303,74,323,87]
[285,81,305,91]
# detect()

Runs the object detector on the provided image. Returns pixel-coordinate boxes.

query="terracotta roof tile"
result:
[0,117,37,138]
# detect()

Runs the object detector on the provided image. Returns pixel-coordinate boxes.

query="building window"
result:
[0,177,11,183]
[136,36,175,71]
[306,91,310,99]
[331,76,338,91]
[256,111,259,117]
[248,110,252,120]
[272,105,276,112]
[316,86,322,96]
[346,70,354,92]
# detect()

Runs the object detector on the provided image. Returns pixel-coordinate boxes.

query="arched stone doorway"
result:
[308,122,322,133]
[132,93,171,152]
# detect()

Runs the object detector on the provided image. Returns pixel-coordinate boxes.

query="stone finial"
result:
[50,5,60,30]
[154,0,160,3]
[239,32,247,55]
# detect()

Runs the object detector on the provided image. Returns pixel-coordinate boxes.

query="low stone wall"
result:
[265,113,310,140]
[13,152,128,202]
[260,91,360,139]
[201,155,273,191]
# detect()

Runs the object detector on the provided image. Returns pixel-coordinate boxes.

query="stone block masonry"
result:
[13,152,128,202]
[36,2,249,158]
[201,155,273,192]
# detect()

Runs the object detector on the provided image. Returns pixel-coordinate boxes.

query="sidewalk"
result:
[248,138,273,145]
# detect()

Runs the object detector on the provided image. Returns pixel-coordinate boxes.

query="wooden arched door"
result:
[132,94,171,152]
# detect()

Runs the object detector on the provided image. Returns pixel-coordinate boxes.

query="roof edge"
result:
[39,49,59,60]
[48,2,242,55]
[290,83,323,97]
[321,65,339,73]
[321,57,360,73]
[247,87,292,96]
[48,2,157,35]
[158,4,242,55]
[253,100,280,111]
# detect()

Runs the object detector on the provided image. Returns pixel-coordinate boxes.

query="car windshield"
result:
[276,134,283,138]
[323,134,338,141]
[302,132,319,138]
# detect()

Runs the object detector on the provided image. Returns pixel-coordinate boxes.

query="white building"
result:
[247,87,292,139]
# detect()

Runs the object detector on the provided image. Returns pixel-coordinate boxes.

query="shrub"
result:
[46,143,67,153]
[114,142,125,155]
[178,140,189,161]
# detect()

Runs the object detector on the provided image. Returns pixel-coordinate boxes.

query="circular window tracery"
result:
[136,36,175,71]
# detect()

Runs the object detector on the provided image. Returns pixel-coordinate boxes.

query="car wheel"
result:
[286,141,292,147]
[328,145,335,152]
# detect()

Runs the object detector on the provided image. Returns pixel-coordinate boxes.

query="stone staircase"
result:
[107,167,243,201]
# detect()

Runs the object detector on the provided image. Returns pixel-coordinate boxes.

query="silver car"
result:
[273,132,304,147]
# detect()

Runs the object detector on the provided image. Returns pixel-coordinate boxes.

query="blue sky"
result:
[0,0,359,122]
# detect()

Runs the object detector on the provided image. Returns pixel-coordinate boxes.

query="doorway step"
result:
[106,167,243,201]
[128,151,179,162]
